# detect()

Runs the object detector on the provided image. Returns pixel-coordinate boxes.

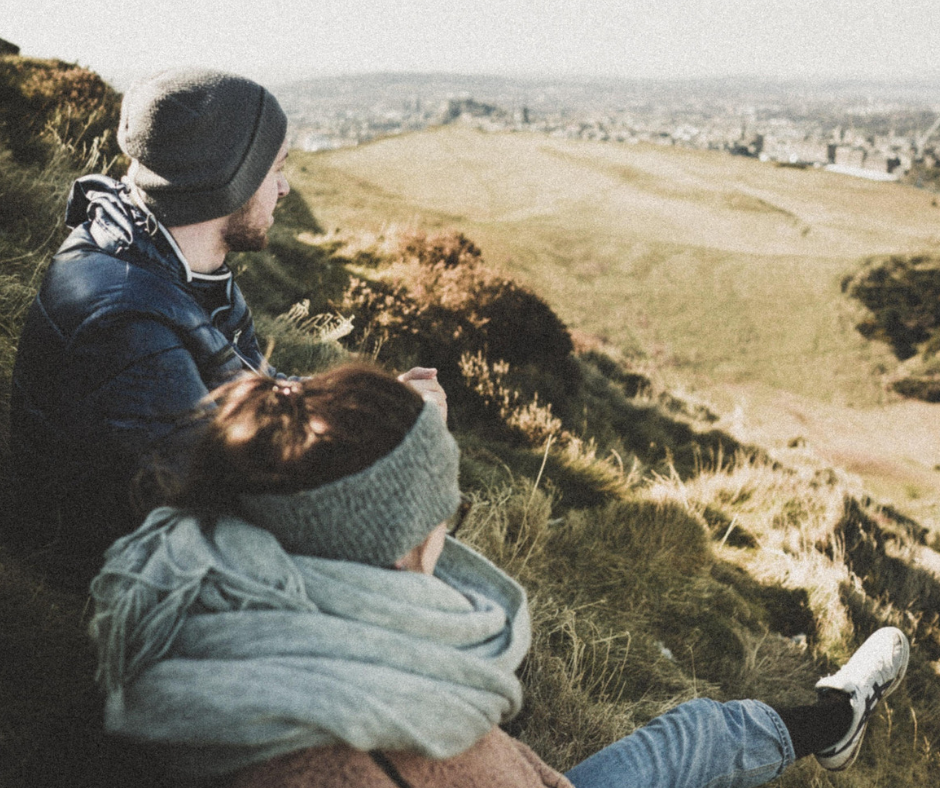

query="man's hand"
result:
[398,367,447,423]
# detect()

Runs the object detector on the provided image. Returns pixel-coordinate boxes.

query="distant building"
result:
[786,140,827,164]
[864,150,890,174]
[833,146,866,169]
[729,133,763,157]
[439,97,501,124]
[300,132,344,152]
[0,37,20,56]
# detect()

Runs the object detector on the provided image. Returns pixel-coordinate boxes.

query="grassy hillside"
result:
[288,125,940,398]
[1,64,939,788]
[288,125,940,528]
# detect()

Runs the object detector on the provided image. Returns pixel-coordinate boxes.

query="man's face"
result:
[223,143,290,252]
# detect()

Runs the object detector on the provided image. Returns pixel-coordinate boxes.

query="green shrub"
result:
[844,254,940,361]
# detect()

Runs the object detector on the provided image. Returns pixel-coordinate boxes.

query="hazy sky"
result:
[6,0,940,88]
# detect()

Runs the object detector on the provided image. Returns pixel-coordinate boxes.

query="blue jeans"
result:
[565,699,796,788]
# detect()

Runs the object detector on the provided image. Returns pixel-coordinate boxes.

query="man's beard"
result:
[223,199,269,252]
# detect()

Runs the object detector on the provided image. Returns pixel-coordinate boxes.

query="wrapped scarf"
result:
[89,506,531,777]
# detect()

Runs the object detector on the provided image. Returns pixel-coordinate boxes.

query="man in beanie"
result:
[8,68,444,586]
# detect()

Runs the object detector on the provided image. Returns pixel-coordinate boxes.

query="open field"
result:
[289,126,940,528]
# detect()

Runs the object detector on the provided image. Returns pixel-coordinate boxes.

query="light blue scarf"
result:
[88,507,530,777]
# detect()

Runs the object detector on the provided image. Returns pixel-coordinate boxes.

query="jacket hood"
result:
[63,175,190,283]
[65,174,146,234]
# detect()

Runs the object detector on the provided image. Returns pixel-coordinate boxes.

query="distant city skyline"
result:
[6,0,940,89]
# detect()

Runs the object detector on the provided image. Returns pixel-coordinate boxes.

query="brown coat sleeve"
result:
[225,728,577,788]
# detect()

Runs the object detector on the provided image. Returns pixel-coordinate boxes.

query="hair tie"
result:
[272,383,299,401]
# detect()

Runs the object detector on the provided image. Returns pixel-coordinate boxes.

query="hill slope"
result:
[290,125,938,395]
[288,125,940,526]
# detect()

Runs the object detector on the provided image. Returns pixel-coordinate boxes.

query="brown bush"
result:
[399,229,483,269]
[337,230,580,440]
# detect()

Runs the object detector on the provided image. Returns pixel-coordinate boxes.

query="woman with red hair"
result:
[89,364,908,787]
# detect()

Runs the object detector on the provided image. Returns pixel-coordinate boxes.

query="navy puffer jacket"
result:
[9,175,274,582]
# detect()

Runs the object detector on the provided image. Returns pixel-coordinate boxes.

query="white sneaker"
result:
[814,627,910,771]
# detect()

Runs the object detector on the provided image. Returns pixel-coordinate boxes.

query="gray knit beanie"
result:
[236,403,461,567]
[118,68,288,226]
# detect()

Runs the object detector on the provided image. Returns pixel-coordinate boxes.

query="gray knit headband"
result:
[237,402,461,567]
